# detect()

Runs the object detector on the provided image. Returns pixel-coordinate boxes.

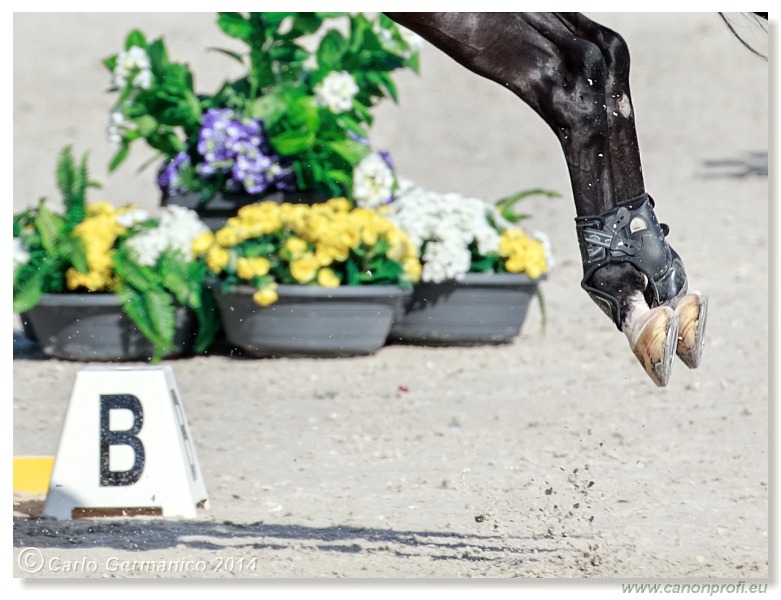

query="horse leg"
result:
[386,12,683,385]
[556,13,708,370]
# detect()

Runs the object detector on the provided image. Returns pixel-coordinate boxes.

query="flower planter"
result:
[214,284,411,358]
[389,272,545,346]
[162,190,329,231]
[22,294,197,361]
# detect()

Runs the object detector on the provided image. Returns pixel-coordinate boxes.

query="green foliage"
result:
[104,12,422,199]
[13,146,220,361]
[494,188,561,224]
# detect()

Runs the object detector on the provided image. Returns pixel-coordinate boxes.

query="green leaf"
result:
[262,12,297,27]
[248,92,287,125]
[536,287,548,333]
[345,257,361,286]
[144,289,176,360]
[217,13,253,41]
[329,139,371,165]
[103,54,118,73]
[125,29,148,50]
[192,276,221,354]
[348,13,370,54]
[317,29,346,71]
[207,46,246,65]
[183,90,203,125]
[495,188,560,223]
[288,95,321,132]
[133,115,158,137]
[62,237,89,273]
[270,129,316,155]
[116,284,171,362]
[34,203,65,257]
[290,13,324,37]
[114,246,159,292]
[108,144,130,172]
[334,115,368,139]
[325,169,352,185]
[378,72,398,102]
[146,39,169,75]
[159,252,195,307]
[13,267,48,313]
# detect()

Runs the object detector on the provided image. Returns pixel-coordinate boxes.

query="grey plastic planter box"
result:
[214,284,411,358]
[389,272,545,346]
[22,294,197,361]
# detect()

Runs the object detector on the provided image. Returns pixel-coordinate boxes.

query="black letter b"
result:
[99,394,145,486]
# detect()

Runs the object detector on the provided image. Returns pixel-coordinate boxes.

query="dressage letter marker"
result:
[43,366,209,520]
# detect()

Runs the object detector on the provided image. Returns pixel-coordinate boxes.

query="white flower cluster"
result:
[113,46,152,90]
[116,207,150,228]
[13,237,30,270]
[314,71,359,114]
[107,111,137,147]
[125,205,209,267]
[375,22,424,60]
[385,179,501,283]
[352,153,395,209]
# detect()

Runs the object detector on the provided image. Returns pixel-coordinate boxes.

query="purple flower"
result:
[157,151,191,197]
[347,130,370,145]
[193,108,296,195]
[378,149,395,171]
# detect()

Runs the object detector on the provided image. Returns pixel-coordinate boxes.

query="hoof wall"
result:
[675,293,708,369]
[632,307,680,387]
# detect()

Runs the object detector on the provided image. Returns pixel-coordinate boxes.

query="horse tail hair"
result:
[719,12,768,61]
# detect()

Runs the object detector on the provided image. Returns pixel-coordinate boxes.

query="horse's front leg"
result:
[386,12,695,385]
[557,12,709,374]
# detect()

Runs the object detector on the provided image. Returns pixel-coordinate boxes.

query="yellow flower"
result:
[315,241,349,265]
[191,231,215,256]
[336,228,360,251]
[361,223,379,246]
[290,253,319,284]
[236,201,282,234]
[215,226,243,248]
[279,204,308,234]
[65,267,114,292]
[253,284,278,307]
[327,197,352,213]
[505,255,527,274]
[86,201,116,217]
[386,228,417,263]
[283,237,308,260]
[317,268,340,288]
[206,246,230,274]
[500,229,547,277]
[403,257,422,283]
[236,256,271,280]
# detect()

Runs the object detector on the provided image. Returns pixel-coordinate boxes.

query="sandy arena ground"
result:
[11,12,770,587]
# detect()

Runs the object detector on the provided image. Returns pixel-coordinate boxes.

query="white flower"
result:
[385,178,502,283]
[126,206,209,267]
[13,237,30,270]
[532,230,556,271]
[116,208,150,228]
[352,153,395,209]
[314,71,359,114]
[113,46,152,90]
[107,110,136,147]
[398,26,423,58]
[374,19,423,60]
